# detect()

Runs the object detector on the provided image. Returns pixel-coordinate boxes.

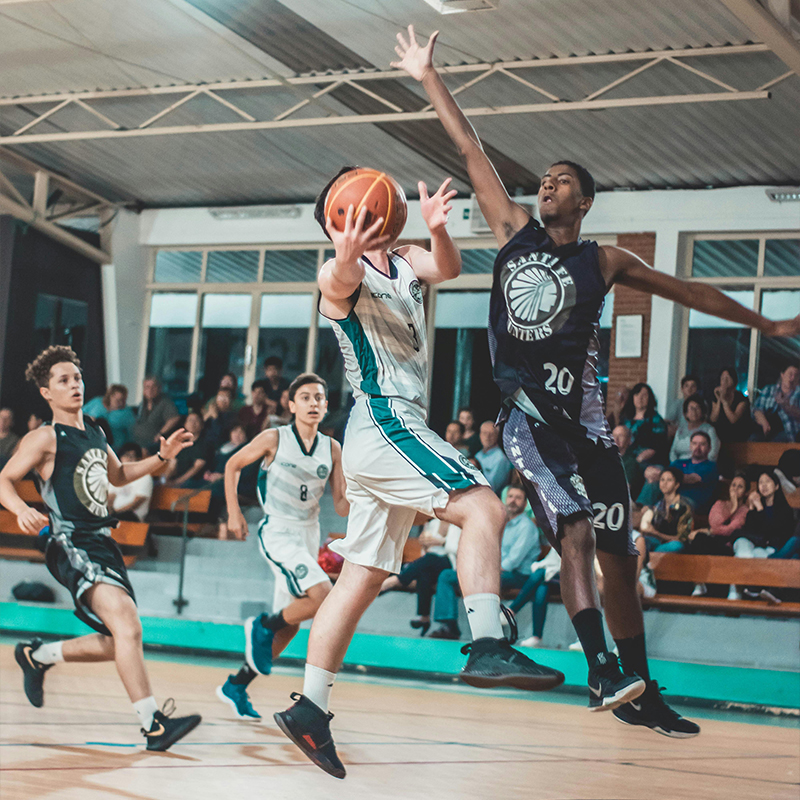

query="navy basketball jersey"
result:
[38,418,116,535]
[489,217,611,444]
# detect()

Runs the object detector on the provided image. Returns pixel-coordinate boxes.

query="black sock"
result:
[229,664,257,686]
[571,608,608,665]
[260,610,289,632]
[615,632,651,681]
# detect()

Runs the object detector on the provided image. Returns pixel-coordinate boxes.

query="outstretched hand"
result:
[768,314,800,338]
[159,428,194,461]
[419,178,457,232]
[391,24,438,81]
[326,204,390,264]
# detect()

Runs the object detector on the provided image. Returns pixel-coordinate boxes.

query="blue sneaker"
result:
[216,677,261,720]
[244,615,274,675]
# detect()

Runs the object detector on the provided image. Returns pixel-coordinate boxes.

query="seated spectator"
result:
[458,407,481,458]
[605,386,630,431]
[670,394,720,463]
[205,423,250,524]
[751,360,800,442]
[638,467,693,552]
[670,431,720,515]
[87,384,136,453]
[203,372,244,414]
[622,382,668,468]
[504,546,561,648]
[612,424,644,499]
[270,388,293,427]
[107,443,154,522]
[666,374,700,436]
[379,518,460,636]
[444,420,469,458]
[475,421,512,495]
[133,376,180,452]
[734,470,795,559]
[203,387,237,452]
[709,367,751,443]
[254,355,290,403]
[0,408,20,469]
[239,382,275,439]
[429,486,541,639]
[167,412,207,487]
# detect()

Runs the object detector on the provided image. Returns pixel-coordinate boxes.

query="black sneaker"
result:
[459,638,565,691]
[613,681,701,738]
[142,699,202,752]
[587,652,646,712]
[274,693,345,779]
[15,639,53,708]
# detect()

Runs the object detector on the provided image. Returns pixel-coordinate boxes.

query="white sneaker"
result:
[568,640,583,651]
[692,583,707,597]
[519,636,541,648]
[727,586,742,601]
[639,566,657,598]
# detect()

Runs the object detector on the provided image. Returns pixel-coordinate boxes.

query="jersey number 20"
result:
[543,363,574,396]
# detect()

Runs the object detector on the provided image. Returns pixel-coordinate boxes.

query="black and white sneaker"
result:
[587,652,645,712]
[15,639,53,708]
[274,693,345,779]
[142,699,202,752]
[613,681,701,738]
[460,638,565,691]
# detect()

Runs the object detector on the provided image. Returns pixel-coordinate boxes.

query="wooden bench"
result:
[13,480,43,505]
[146,486,213,536]
[646,552,800,617]
[722,442,795,468]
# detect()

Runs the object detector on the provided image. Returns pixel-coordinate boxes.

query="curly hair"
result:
[25,346,81,388]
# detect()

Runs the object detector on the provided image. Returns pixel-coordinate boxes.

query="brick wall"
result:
[607,233,656,412]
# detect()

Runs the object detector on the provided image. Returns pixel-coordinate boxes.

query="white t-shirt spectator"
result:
[110,474,154,521]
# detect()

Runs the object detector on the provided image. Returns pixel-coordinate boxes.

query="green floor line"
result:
[2,602,798,709]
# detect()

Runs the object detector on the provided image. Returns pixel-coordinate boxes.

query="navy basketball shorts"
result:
[502,407,637,557]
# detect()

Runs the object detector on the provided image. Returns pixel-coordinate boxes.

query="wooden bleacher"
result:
[145,485,213,536]
[646,552,800,617]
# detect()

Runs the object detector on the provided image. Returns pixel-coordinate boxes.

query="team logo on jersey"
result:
[316,464,329,479]
[570,473,589,499]
[458,455,478,472]
[500,252,576,342]
[73,448,108,517]
[295,564,308,579]
[409,279,423,304]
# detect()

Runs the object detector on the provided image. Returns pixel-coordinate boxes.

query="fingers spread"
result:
[437,176,453,195]
[418,181,429,201]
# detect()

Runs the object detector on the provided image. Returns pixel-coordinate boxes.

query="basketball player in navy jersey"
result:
[0,346,201,750]
[395,26,800,736]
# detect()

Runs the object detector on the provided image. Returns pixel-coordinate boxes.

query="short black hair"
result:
[719,366,738,385]
[288,372,328,402]
[681,374,699,388]
[690,430,711,446]
[314,166,358,240]
[683,393,707,418]
[448,420,465,436]
[662,466,684,486]
[550,160,595,199]
[119,442,143,459]
[263,356,283,370]
[780,359,800,373]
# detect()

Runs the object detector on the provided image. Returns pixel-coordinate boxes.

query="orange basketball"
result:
[324,168,407,241]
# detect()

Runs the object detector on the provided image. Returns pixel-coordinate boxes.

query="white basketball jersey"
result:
[257,425,333,524]
[327,252,428,410]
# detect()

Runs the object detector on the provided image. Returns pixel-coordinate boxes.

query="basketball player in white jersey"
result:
[215,373,348,720]
[274,171,565,779]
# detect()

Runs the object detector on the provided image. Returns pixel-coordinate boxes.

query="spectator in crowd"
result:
[670,431,720,515]
[203,372,244,414]
[429,486,541,639]
[444,420,470,457]
[670,394,720,463]
[270,388,293,427]
[254,356,290,403]
[133,376,180,452]
[0,408,19,469]
[379,518,461,636]
[751,361,800,442]
[168,412,207,488]
[107,443,154,522]
[709,367,751,443]
[203,387,237,452]
[638,467,693,552]
[622,382,668,469]
[27,413,43,431]
[734,470,795,559]
[666,374,700,435]
[238,382,275,439]
[458,407,481,458]
[612,424,644,499]
[85,385,136,453]
[605,386,630,431]
[774,449,800,506]
[505,546,561,648]
[475,420,512,495]
[205,423,251,525]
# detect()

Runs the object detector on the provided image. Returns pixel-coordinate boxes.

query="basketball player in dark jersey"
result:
[395,26,800,736]
[0,346,202,751]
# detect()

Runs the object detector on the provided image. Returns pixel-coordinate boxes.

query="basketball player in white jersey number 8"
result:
[273,171,565,779]
[215,374,349,721]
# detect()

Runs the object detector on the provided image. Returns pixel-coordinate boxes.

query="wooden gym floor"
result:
[0,643,797,800]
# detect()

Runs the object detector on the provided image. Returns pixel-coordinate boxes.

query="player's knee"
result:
[560,517,596,557]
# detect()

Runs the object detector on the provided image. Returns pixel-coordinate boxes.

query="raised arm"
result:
[602,246,800,338]
[329,439,350,518]
[224,428,278,540]
[0,427,53,533]
[392,25,530,246]
[107,428,193,487]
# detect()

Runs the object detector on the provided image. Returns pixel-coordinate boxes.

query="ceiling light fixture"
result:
[765,188,800,203]
[209,205,302,221]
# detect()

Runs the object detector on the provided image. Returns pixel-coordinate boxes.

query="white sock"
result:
[303,664,337,713]
[133,696,158,730]
[464,593,504,640]
[32,641,64,665]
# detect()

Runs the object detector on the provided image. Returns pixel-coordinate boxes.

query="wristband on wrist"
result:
[156,452,167,462]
